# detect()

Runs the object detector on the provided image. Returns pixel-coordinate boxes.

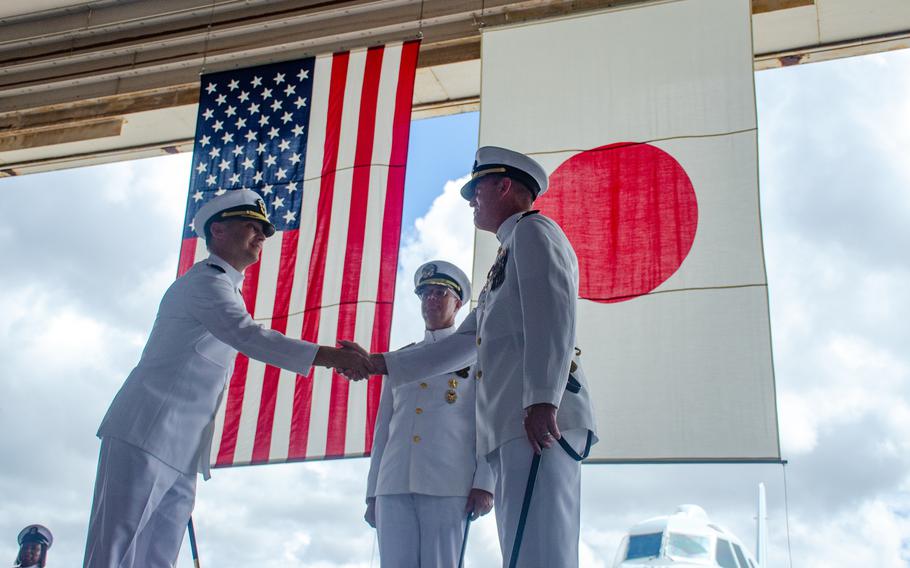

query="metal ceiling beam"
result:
[1,0,907,177]
[0,1,625,113]
[0,0,807,116]
[752,0,813,15]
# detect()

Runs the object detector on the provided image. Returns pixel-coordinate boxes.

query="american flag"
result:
[178,41,420,466]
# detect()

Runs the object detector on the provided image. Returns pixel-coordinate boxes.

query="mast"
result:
[757,482,768,567]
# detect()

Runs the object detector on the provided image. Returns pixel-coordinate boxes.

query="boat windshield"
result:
[666,532,712,561]
[625,532,662,560]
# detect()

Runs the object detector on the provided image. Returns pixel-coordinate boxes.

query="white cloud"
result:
[789,500,910,568]
[391,175,475,346]
[405,174,476,271]
[30,310,107,369]
[777,330,910,457]
[778,391,820,454]
[99,155,190,223]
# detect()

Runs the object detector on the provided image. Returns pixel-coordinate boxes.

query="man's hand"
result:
[364,497,377,528]
[314,345,372,381]
[337,341,388,378]
[524,403,560,454]
[369,353,387,375]
[465,488,494,520]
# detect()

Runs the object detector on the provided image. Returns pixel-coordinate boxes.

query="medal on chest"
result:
[446,370,467,404]
[446,380,458,403]
[484,246,509,294]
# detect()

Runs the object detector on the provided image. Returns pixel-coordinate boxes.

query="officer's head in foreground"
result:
[414,261,471,331]
[460,146,549,232]
[194,189,277,271]
[15,525,52,568]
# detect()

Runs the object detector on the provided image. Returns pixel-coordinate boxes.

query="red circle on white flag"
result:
[536,142,698,303]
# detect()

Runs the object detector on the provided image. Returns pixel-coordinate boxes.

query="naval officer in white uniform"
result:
[15,525,52,568]
[83,189,373,568]
[364,261,494,567]
[360,147,598,567]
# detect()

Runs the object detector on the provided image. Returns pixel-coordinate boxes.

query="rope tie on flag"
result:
[473,0,486,30]
[199,0,217,75]
[782,462,794,568]
[416,0,425,40]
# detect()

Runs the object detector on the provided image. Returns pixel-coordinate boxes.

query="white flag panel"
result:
[475,0,780,461]
[478,0,757,151]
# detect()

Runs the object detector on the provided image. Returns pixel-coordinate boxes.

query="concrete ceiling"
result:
[1,0,908,176]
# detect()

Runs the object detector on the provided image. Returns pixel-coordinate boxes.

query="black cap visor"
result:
[207,205,277,237]
[460,164,541,201]
[415,276,463,301]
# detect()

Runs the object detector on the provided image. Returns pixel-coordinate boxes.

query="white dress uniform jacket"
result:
[367,326,494,500]
[385,212,597,455]
[97,254,318,478]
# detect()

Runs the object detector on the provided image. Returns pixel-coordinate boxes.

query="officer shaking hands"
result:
[364,260,494,567]
[83,189,373,568]
[348,147,598,568]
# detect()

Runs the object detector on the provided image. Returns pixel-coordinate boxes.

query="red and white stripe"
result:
[178,41,419,466]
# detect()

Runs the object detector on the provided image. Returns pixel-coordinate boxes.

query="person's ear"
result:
[209,221,225,239]
[497,176,512,196]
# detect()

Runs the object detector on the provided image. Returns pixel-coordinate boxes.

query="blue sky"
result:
[401,112,479,231]
[2,49,910,567]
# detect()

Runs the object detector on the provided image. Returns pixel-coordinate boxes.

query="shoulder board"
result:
[519,210,540,220]
[207,263,226,273]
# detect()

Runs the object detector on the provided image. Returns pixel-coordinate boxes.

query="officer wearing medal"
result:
[362,147,598,567]
[83,189,373,568]
[14,525,52,568]
[364,260,494,567]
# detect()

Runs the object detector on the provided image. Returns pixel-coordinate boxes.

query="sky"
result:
[1,48,910,567]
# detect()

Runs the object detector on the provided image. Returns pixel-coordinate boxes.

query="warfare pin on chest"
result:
[485,246,509,292]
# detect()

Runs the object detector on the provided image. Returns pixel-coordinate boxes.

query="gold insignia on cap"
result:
[419,263,437,281]
[448,378,459,389]
[445,389,457,404]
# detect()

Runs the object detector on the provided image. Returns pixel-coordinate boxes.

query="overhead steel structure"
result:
[1,0,908,176]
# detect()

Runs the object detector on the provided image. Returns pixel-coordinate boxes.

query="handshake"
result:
[313,341,388,381]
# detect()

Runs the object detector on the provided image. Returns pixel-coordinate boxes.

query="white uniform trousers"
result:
[375,493,467,568]
[490,429,587,568]
[83,437,196,568]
